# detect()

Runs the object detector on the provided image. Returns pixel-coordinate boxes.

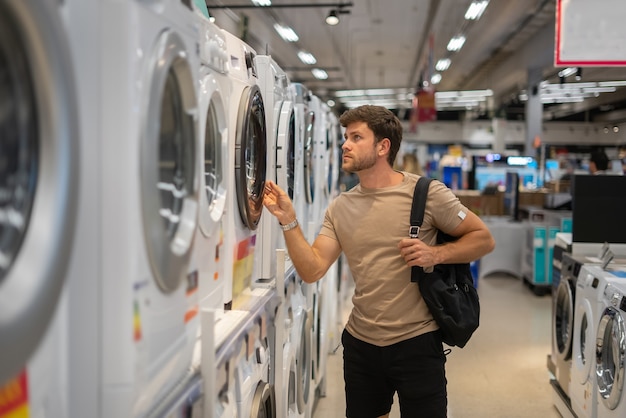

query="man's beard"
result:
[342,151,377,173]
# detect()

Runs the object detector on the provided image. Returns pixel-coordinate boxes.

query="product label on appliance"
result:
[0,370,29,418]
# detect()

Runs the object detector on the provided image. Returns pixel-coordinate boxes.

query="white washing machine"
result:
[289,83,316,244]
[275,272,310,418]
[254,55,294,281]
[308,95,326,235]
[193,9,231,314]
[552,253,588,402]
[571,263,626,418]
[234,305,276,418]
[220,29,267,308]
[214,356,239,418]
[595,270,626,418]
[99,1,201,416]
[0,0,80,387]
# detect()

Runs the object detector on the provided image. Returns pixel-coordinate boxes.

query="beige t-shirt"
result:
[319,172,468,346]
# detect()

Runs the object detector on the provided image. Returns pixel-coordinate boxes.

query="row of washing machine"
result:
[0,1,344,417]
[551,241,626,418]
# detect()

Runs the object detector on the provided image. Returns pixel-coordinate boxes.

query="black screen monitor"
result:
[572,175,626,243]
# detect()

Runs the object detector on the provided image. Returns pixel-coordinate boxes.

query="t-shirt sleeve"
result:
[426,180,469,235]
[319,200,339,241]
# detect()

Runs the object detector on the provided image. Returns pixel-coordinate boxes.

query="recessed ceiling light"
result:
[312,68,328,80]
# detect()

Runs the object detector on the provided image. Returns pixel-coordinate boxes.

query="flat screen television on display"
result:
[572,174,626,243]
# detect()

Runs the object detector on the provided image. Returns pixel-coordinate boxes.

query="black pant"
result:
[342,329,447,418]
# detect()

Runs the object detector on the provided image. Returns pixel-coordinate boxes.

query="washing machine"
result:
[192,9,231,314]
[98,1,202,416]
[233,304,276,418]
[289,83,316,244]
[0,2,85,417]
[220,29,267,308]
[0,0,79,388]
[595,270,626,418]
[253,54,296,281]
[571,263,626,418]
[275,271,312,418]
[552,253,590,402]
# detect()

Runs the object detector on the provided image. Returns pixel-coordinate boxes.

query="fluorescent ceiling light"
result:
[311,68,328,80]
[273,23,299,42]
[465,0,489,20]
[447,35,466,52]
[435,59,451,71]
[431,74,442,85]
[297,50,317,65]
[251,0,271,5]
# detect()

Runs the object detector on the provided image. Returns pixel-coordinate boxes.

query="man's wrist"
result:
[279,218,299,231]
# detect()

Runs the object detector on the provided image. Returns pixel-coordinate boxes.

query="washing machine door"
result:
[250,381,275,418]
[198,75,228,238]
[596,306,626,410]
[0,1,79,383]
[554,279,574,360]
[275,101,296,200]
[573,297,594,384]
[235,84,266,230]
[141,30,199,293]
[303,110,316,205]
[296,307,313,414]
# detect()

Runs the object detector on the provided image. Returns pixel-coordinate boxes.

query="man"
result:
[589,149,609,175]
[263,105,494,418]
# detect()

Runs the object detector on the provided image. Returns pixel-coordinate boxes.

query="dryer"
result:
[595,269,626,418]
[98,1,201,416]
[254,55,294,281]
[571,263,626,418]
[0,0,79,387]
[220,29,267,308]
[193,9,231,314]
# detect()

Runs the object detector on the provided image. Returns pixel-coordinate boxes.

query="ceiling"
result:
[207,0,626,122]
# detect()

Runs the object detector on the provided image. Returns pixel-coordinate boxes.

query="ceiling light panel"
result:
[297,50,317,65]
[311,68,328,80]
[435,59,451,71]
[251,0,271,6]
[447,35,466,52]
[274,23,299,42]
[465,1,489,20]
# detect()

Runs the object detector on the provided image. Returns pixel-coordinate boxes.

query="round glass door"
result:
[0,2,79,384]
[235,84,266,230]
[296,305,312,414]
[0,13,38,285]
[276,101,296,200]
[199,93,227,237]
[596,306,626,410]
[303,111,315,204]
[141,30,198,293]
[554,280,573,359]
[251,382,275,418]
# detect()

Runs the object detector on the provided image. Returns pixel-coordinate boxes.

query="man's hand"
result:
[397,238,440,268]
[263,180,297,225]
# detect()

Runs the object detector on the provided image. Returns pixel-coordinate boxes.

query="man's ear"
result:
[378,138,391,156]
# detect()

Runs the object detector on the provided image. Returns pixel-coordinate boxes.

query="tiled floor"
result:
[313,273,563,418]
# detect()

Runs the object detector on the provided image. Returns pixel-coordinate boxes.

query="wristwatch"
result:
[280,218,299,231]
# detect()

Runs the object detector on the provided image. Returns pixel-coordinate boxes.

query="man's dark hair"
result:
[590,149,609,171]
[339,105,403,166]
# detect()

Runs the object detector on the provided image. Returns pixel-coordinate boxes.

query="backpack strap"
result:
[410,176,432,282]
[409,176,432,238]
